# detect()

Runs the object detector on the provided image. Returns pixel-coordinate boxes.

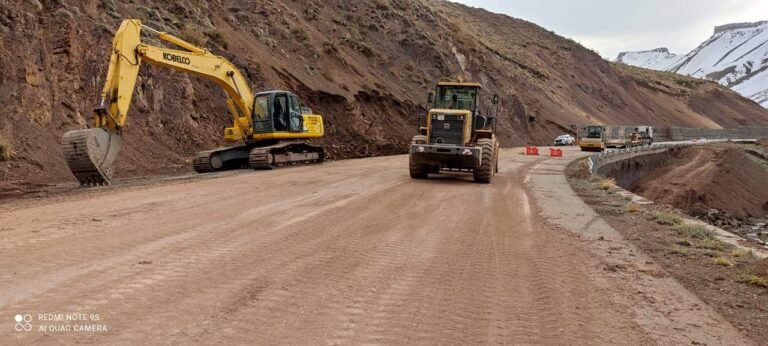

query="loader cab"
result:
[433,83,480,112]
[423,82,484,145]
[252,91,305,134]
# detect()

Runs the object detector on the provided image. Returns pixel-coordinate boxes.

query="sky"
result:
[453,0,768,59]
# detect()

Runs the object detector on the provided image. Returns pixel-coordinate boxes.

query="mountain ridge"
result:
[616,20,768,108]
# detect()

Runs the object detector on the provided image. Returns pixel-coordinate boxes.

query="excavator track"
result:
[61,129,120,186]
[192,150,217,173]
[192,145,251,173]
[249,142,324,170]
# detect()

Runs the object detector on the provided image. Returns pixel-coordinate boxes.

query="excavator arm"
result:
[62,19,258,185]
[95,20,254,133]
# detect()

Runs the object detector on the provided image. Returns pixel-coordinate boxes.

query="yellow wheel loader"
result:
[409,78,500,183]
[61,19,325,185]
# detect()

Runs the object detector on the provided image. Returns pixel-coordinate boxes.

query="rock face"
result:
[2,0,768,185]
[616,21,768,108]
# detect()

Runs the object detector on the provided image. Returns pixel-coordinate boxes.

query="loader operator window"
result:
[435,86,477,111]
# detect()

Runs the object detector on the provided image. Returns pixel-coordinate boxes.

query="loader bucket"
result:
[61,128,123,185]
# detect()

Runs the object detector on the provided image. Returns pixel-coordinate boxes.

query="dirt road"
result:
[1,149,748,344]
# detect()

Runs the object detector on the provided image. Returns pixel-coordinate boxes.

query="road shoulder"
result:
[524,150,752,345]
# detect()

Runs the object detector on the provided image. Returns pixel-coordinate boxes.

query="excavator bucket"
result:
[61,128,123,186]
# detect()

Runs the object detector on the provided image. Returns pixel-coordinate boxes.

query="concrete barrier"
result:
[588,143,687,178]
[647,127,768,142]
[587,139,758,184]
[585,139,767,257]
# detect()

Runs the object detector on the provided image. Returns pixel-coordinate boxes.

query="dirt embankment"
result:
[631,145,768,218]
[629,144,768,242]
[2,0,768,187]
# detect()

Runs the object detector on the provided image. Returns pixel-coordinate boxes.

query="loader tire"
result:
[474,139,494,184]
[409,154,428,179]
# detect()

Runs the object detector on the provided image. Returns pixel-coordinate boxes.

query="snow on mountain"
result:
[615,21,768,108]
[615,48,682,70]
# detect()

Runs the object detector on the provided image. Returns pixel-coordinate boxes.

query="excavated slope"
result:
[1,0,768,186]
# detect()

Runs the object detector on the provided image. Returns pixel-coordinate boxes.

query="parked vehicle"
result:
[553,134,575,146]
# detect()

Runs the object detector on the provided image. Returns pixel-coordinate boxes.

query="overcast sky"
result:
[453,0,768,59]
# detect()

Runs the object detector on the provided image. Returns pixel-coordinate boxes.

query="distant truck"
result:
[607,126,654,148]
[579,125,653,151]
[604,126,630,149]
[634,126,654,146]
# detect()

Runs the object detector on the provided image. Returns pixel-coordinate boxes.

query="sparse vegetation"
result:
[625,203,642,213]
[593,177,615,190]
[290,27,308,42]
[730,249,755,259]
[672,246,690,256]
[0,132,11,161]
[181,24,208,46]
[712,257,733,267]
[672,224,716,240]
[736,273,768,288]
[650,211,683,226]
[696,238,725,251]
[671,224,726,251]
[205,29,227,49]
[323,40,339,54]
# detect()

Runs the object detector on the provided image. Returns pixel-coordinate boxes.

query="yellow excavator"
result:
[61,19,324,185]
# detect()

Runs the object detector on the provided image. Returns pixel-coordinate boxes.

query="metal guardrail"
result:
[586,139,754,175]
[577,126,768,142]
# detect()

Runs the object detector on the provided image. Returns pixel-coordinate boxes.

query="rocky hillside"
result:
[2,0,768,186]
[616,21,768,108]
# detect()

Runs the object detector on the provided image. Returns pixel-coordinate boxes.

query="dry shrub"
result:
[181,24,208,47]
[0,132,11,161]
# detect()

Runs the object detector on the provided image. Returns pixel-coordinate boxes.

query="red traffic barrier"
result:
[525,146,539,156]
[549,148,563,158]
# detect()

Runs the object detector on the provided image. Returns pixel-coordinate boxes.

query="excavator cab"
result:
[251,91,305,134]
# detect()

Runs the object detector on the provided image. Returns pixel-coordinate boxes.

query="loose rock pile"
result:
[698,208,768,247]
